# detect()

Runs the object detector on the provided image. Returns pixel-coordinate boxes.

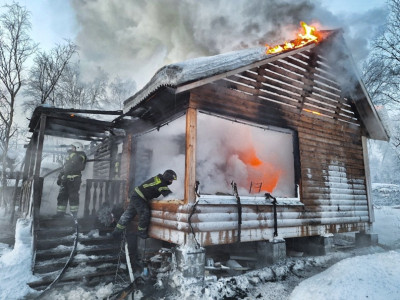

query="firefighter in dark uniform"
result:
[112,169,177,239]
[56,142,87,217]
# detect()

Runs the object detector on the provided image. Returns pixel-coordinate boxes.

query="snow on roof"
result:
[123,46,268,113]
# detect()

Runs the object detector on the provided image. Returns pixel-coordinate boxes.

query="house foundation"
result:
[257,238,287,264]
[173,246,206,278]
[355,232,378,247]
[286,235,334,256]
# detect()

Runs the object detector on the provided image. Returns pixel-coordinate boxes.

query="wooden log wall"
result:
[93,137,112,179]
[145,48,372,246]
[148,198,369,246]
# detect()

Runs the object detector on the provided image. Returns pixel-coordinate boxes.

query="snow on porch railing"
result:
[195,185,301,206]
[195,194,303,206]
[84,179,126,217]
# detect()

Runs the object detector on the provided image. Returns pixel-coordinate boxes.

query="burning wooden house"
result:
[20,24,389,287]
[116,25,388,259]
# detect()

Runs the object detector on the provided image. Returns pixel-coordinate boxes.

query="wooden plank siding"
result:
[93,137,112,179]
[139,48,372,246]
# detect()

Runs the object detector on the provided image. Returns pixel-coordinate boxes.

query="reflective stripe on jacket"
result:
[63,151,87,176]
[133,174,172,201]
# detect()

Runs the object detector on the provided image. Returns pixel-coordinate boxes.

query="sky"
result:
[0,0,389,91]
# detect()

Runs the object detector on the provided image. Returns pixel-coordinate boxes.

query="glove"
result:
[112,228,124,240]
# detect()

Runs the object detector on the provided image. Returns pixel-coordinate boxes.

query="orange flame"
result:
[266,21,322,54]
[239,147,262,167]
[238,146,282,193]
[303,108,321,115]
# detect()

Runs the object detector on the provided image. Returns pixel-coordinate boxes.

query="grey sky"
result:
[0,0,389,89]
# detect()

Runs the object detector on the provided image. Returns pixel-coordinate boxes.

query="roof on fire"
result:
[123,30,389,141]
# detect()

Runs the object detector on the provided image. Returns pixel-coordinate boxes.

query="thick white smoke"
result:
[131,113,295,199]
[196,113,295,197]
[70,0,386,89]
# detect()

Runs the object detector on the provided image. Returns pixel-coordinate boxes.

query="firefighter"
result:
[56,142,87,217]
[112,169,177,239]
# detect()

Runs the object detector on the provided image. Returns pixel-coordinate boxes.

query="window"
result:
[133,115,186,199]
[196,113,296,197]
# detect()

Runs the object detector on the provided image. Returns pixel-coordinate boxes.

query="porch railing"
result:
[84,179,126,217]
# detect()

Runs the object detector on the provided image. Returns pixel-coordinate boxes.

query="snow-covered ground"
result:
[1,184,400,299]
[290,250,400,300]
[0,219,39,299]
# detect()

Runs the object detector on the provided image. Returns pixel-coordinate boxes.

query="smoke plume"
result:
[71,0,387,89]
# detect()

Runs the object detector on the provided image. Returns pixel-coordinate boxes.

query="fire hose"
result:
[42,159,107,178]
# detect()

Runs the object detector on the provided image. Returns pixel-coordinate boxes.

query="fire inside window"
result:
[196,113,296,198]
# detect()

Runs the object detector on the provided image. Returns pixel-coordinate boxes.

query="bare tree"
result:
[26,51,137,111]
[363,0,400,106]
[0,3,37,209]
[53,62,86,108]
[53,62,99,109]
[363,0,400,183]
[23,41,77,112]
[86,67,109,109]
[108,76,136,110]
[51,64,135,110]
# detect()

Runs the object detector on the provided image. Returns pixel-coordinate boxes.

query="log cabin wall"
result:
[147,48,372,246]
[93,135,120,179]
[93,137,112,179]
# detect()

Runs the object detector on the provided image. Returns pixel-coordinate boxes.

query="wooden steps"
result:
[28,215,130,291]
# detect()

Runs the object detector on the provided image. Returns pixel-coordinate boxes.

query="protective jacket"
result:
[115,174,173,235]
[63,150,87,177]
[56,150,87,216]
[132,174,172,201]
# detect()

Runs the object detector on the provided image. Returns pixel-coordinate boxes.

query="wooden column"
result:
[28,134,38,178]
[184,107,197,204]
[124,133,135,206]
[22,139,34,180]
[362,136,374,223]
[34,114,46,177]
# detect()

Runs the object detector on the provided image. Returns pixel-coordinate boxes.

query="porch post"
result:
[34,114,47,177]
[28,134,38,178]
[22,138,34,180]
[184,107,197,204]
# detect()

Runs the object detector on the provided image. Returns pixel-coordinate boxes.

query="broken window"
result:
[196,113,296,198]
[132,115,186,199]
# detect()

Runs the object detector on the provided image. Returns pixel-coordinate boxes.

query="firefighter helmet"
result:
[71,142,84,151]
[163,169,177,182]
